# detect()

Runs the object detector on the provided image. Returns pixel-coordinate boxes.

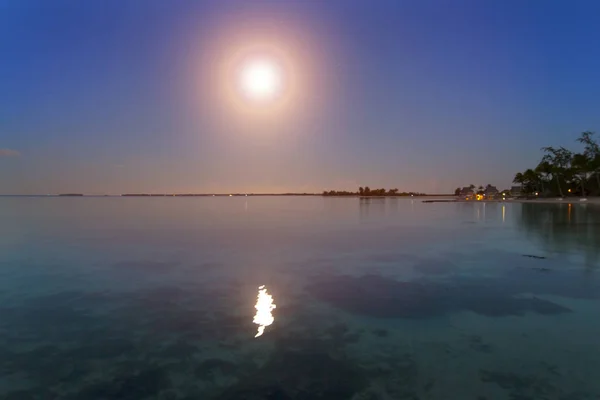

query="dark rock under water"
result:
[307,274,572,318]
[216,350,367,400]
[413,259,459,275]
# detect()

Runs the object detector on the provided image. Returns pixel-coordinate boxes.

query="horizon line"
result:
[0,192,455,197]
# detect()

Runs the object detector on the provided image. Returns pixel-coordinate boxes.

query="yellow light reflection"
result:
[502,205,505,223]
[253,285,276,337]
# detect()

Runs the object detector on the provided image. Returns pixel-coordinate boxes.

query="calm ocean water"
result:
[1,196,599,399]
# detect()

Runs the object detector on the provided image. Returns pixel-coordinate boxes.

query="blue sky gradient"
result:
[2,0,600,194]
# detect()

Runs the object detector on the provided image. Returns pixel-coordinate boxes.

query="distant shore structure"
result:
[322,187,436,197]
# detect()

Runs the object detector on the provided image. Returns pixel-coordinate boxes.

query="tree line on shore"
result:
[322,187,424,196]
[453,184,507,197]
[513,131,600,197]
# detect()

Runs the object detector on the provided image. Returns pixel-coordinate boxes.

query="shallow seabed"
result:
[1,197,599,399]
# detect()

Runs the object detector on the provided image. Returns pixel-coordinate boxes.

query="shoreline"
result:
[1,195,598,204]
[0,194,452,198]
[457,197,600,204]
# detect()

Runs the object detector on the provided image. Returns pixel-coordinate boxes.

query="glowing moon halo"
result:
[239,59,282,101]
[205,30,317,123]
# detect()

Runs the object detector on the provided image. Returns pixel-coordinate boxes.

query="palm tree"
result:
[513,172,525,192]
[541,146,572,197]
[577,131,600,192]
[591,155,600,193]
[523,169,540,194]
[535,160,552,195]
[359,187,364,196]
[571,153,590,196]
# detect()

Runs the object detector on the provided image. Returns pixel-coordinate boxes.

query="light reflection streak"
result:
[253,285,276,337]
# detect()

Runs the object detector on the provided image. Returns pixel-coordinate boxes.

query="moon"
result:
[205,29,320,122]
[239,58,283,102]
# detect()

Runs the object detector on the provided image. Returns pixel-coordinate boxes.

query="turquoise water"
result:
[1,196,599,399]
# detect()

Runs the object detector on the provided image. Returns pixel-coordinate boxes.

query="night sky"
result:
[2,0,600,194]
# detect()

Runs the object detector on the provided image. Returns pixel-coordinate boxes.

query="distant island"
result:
[322,187,428,197]
[120,193,317,197]
[58,193,84,196]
